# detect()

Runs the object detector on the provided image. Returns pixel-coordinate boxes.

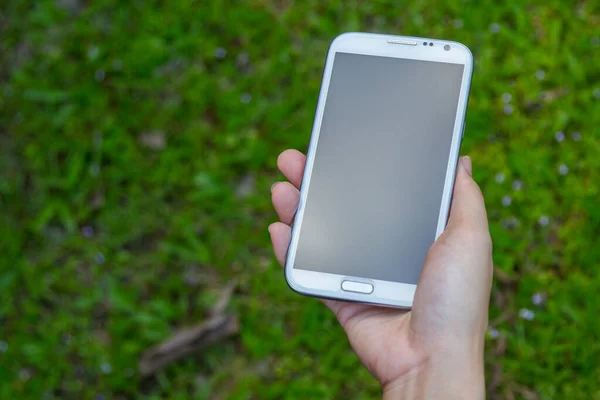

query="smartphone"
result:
[284,33,473,308]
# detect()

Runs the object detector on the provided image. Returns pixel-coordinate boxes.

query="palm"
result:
[323,301,416,386]
[269,149,492,388]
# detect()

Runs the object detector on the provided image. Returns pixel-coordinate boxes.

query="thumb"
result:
[446,156,490,237]
[410,156,492,341]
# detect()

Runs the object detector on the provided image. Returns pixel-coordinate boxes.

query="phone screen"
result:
[294,52,465,284]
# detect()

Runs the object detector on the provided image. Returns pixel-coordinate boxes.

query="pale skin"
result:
[269,150,493,399]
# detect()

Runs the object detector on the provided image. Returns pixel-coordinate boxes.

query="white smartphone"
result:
[284,33,473,308]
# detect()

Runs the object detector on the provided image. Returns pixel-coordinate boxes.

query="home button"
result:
[341,280,374,294]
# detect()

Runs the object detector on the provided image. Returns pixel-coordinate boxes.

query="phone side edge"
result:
[435,42,474,239]
[283,35,341,295]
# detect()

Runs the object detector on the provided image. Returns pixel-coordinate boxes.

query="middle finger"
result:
[272,181,300,225]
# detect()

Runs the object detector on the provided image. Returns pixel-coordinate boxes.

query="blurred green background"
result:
[1,0,599,399]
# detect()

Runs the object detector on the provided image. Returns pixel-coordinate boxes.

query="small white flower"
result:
[214,47,227,59]
[488,327,500,339]
[236,52,250,67]
[62,333,72,345]
[501,93,512,103]
[100,362,112,374]
[0,340,7,352]
[519,308,535,321]
[503,104,514,115]
[95,70,105,82]
[512,180,523,191]
[555,131,565,142]
[535,70,546,80]
[532,292,546,306]
[94,253,105,264]
[240,92,252,104]
[495,173,505,183]
[87,45,100,60]
[489,23,501,33]
[538,215,549,227]
[502,196,512,207]
[571,131,582,141]
[594,88,600,99]
[19,369,31,381]
[453,19,464,29]
[558,164,569,175]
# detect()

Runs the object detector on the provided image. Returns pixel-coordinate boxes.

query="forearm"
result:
[383,346,485,400]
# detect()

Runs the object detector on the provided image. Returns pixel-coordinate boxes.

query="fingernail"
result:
[271,182,277,192]
[462,156,472,176]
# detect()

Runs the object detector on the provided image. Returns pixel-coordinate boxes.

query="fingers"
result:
[270,153,346,313]
[269,150,304,265]
[271,181,300,225]
[446,156,490,238]
[268,222,291,266]
[277,149,306,189]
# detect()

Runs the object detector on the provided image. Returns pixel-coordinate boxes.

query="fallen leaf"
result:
[89,190,105,209]
[541,87,569,103]
[183,266,203,287]
[139,130,166,151]
[235,174,256,198]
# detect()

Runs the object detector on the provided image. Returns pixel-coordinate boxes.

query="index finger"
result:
[277,149,306,190]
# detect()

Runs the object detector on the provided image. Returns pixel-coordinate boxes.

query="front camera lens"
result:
[444,45,451,51]
[429,42,433,46]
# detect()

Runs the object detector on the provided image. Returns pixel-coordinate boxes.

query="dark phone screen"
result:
[293,52,465,284]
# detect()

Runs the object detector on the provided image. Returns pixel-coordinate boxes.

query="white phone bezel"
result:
[284,32,474,308]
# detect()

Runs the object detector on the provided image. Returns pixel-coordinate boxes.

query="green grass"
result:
[1,0,599,398]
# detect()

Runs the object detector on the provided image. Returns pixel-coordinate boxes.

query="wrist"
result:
[382,343,485,400]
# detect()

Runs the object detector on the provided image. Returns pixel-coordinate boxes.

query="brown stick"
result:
[139,313,239,377]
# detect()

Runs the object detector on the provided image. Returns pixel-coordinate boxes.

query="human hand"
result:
[269,150,493,399]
